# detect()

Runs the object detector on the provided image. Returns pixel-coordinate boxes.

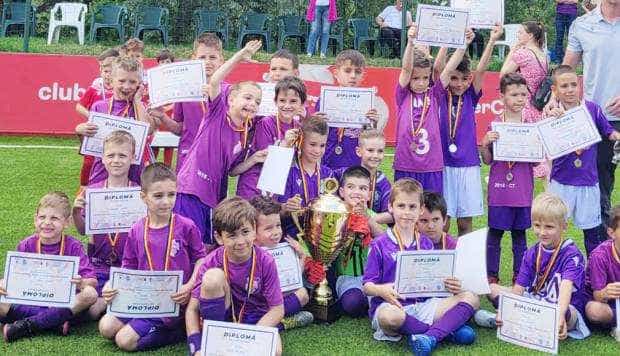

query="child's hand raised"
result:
[240,40,263,62]
[171,282,193,305]
[465,29,475,45]
[407,23,418,40]
[489,24,504,42]
[482,131,499,146]
[73,196,86,210]
[75,122,98,137]
[282,128,300,147]
[365,109,379,128]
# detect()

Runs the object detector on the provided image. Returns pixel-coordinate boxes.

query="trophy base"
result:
[306,300,341,324]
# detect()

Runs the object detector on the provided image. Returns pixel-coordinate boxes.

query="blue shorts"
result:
[443,166,484,218]
[549,180,601,229]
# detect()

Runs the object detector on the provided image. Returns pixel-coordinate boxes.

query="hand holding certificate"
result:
[537,105,602,160]
[1,251,79,308]
[319,86,374,128]
[80,112,149,164]
[265,243,303,292]
[491,121,545,162]
[451,0,504,29]
[147,60,207,107]
[201,320,278,356]
[497,293,559,354]
[394,250,456,298]
[107,268,183,318]
[85,187,146,235]
[415,5,470,49]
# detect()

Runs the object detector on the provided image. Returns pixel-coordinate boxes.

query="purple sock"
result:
[397,314,430,335]
[426,302,475,342]
[283,293,302,317]
[583,227,601,257]
[486,228,503,277]
[510,229,527,277]
[136,327,184,351]
[339,288,368,317]
[199,297,227,321]
[27,308,73,330]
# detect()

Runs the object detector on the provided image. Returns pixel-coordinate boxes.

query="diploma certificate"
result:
[257,145,295,195]
[265,243,303,292]
[85,187,146,235]
[1,251,79,308]
[147,60,207,107]
[537,106,602,160]
[319,86,374,128]
[107,268,183,318]
[394,250,456,298]
[80,112,149,164]
[492,122,545,162]
[451,0,504,29]
[257,82,277,116]
[415,5,469,49]
[498,293,559,354]
[201,320,278,356]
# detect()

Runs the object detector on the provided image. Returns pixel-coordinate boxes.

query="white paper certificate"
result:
[257,145,295,195]
[498,293,559,354]
[80,112,149,164]
[84,187,146,235]
[201,320,278,356]
[107,268,183,318]
[1,251,79,308]
[147,60,206,107]
[265,243,303,292]
[537,106,602,160]
[394,250,456,298]
[415,5,469,49]
[451,0,504,29]
[491,121,545,162]
[257,82,277,116]
[319,86,374,128]
[455,228,491,295]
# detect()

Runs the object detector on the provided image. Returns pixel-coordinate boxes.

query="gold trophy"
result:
[292,178,353,322]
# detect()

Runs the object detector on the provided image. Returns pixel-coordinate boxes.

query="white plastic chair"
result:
[494,24,521,60]
[47,3,88,45]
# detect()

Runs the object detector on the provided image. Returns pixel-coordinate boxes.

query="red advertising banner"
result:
[0,52,504,143]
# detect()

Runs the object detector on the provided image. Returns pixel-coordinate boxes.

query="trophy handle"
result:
[291,210,305,240]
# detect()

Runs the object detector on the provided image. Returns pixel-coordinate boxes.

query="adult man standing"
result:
[564,0,620,237]
[376,0,412,58]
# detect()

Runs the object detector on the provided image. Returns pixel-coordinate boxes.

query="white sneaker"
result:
[474,309,497,329]
[320,53,326,59]
[306,53,312,58]
[611,327,620,342]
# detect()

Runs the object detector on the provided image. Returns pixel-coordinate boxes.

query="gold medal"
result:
[108,251,118,264]
[574,158,582,168]
[334,145,343,155]
[505,172,514,182]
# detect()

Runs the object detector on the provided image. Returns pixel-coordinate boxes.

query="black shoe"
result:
[3,319,37,342]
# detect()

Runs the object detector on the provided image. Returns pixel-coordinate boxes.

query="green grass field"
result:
[0,135,618,355]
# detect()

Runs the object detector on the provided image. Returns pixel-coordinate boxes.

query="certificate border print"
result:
[450,0,504,29]
[491,121,545,162]
[107,269,182,317]
[537,106,601,159]
[147,60,207,107]
[80,113,149,164]
[265,243,304,293]
[415,5,470,49]
[498,293,559,354]
[2,252,78,308]
[394,250,456,298]
[201,321,277,356]
[85,187,144,234]
[319,86,375,127]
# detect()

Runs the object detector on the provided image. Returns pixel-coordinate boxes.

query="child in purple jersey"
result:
[318,49,380,170]
[393,26,473,195]
[480,73,535,284]
[72,131,138,319]
[435,25,503,236]
[477,193,591,340]
[174,40,263,247]
[0,192,98,342]
[249,196,317,330]
[417,192,458,251]
[98,163,206,352]
[585,205,620,340]
[363,179,479,355]
[357,129,393,225]
[277,115,333,239]
[232,77,307,199]
[155,33,225,173]
[546,65,620,256]
[76,57,156,185]
[186,197,284,356]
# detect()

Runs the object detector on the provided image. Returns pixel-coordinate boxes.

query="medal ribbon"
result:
[337,128,345,146]
[441,232,446,250]
[104,179,128,260]
[534,241,563,294]
[392,226,421,252]
[37,234,66,255]
[501,113,520,175]
[143,214,175,271]
[298,157,321,206]
[410,92,430,139]
[223,247,256,323]
[368,173,377,209]
[447,92,463,142]
[108,97,133,117]
[227,114,250,150]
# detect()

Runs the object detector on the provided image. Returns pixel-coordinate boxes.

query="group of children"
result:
[2,21,620,355]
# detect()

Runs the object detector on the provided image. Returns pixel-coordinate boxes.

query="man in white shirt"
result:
[376,0,412,58]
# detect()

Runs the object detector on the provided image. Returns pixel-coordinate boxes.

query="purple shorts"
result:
[95,272,109,296]
[174,192,214,245]
[0,305,47,323]
[117,317,183,338]
[394,170,443,195]
[488,206,531,230]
